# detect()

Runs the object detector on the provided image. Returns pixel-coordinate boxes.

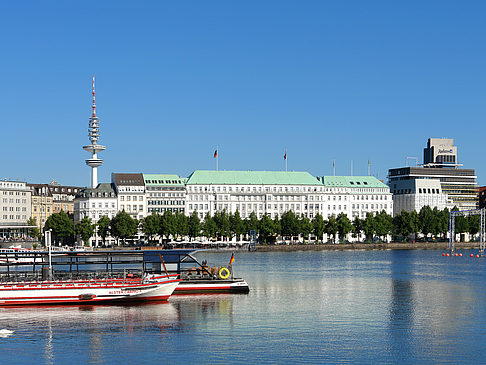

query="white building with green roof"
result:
[143,174,186,215]
[317,176,393,219]
[185,170,324,219]
[185,171,392,220]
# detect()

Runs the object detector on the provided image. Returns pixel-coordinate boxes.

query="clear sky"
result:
[1,1,485,187]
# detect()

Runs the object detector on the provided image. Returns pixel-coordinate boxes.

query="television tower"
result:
[83,76,106,188]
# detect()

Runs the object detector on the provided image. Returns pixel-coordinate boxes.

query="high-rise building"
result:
[423,138,458,167]
[389,138,477,212]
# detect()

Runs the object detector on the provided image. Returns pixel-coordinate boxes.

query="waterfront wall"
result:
[255,242,479,251]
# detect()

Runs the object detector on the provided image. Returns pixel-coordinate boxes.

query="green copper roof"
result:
[318,176,388,188]
[186,170,321,185]
[143,174,185,186]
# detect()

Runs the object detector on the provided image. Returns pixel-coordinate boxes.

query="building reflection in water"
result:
[388,250,415,362]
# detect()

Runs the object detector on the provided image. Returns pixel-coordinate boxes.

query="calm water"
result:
[0,249,485,364]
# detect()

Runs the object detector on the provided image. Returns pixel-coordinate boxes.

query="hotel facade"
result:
[185,170,392,221]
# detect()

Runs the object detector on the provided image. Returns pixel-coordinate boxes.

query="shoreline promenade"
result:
[255,241,479,252]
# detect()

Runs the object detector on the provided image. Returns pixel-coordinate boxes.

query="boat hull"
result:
[174,278,249,294]
[0,279,180,306]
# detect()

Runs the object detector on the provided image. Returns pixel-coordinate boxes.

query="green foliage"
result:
[230,211,245,239]
[246,212,259,235]
[188,211,201,241]
[300,216,313,240]
[312,214,325,242]
[258,214,276,243]
[352,217,363,240]
[110,211,138,244]
[467,214,480,236]
[455,214,469,234]
[97,215,111,245]
[438,208,449,239]
[27,217,39,238]
[160,211,175,239]
[273,215,282,236]
[336,212,353,243]
[374,210,393,241]
[419,206,435,239]
[44,210,74,245]
[141,213,161,242]
[281,211,300,238]
[173,211,189,238]
[202,213,217,239]
[75,217,95,245]
[362,212,376,242]
[213,210,231,239]
[325,214,338,243]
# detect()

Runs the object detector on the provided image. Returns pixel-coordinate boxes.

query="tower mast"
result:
[83,76,106,188]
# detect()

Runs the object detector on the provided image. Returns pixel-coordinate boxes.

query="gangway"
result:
[449,208,485,255]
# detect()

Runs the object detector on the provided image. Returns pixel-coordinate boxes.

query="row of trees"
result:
[40,206,481,246]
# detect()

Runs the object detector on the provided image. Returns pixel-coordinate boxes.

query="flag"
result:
[214,149,218,158]
[229,253,235,266]
[284,149,287,160]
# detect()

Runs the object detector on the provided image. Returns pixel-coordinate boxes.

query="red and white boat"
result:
[0,274,180,306]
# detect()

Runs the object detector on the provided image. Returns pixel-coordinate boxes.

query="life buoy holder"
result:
[218,267,230,279]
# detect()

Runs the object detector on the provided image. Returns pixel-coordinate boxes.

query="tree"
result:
[392,211,407,241]
[455,214,469,238]
[110,210,138,245]
[246,212,259,236]
[362,212,376,242]
[141,213,161,243]
[430,207,442,239]
[467,214,480,237]
[352,217,363,242]
[75,217,95,246]
[312,214,325,243]
[281,211,300,239]
[409,210,420,241]
[299,215,313,242]
[438,208,450,241]
[44,210,75,245]
[214,210,231,240]
[273,215,282,237]
[97,215,111,246]
[173,211,189,239]
[27,217,39,239]
[229,211,245,241]
[325,214,338,243]
[258,214,276,243]
[336,213,353,243]
[419,206,435,240]
[202,213,217,239]
[188,211,201,241]
[374,210,393,242]
[160,211,175,241]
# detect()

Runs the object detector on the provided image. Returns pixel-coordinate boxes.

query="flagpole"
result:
[216,146,219,171]
[333,160,335,176]
[285,148,287,172]
[368,160,370,176]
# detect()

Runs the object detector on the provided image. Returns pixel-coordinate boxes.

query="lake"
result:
[0,249,485,364]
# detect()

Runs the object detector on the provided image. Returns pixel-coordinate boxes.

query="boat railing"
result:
[0,269,146,284]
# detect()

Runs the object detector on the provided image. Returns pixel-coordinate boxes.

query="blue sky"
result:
[1,1,485,187]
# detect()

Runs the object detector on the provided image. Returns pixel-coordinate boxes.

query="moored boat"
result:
[0,250,181,306]
[0,275,180,306]
[142,249,250,294]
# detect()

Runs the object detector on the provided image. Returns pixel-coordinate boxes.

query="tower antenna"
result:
[83,76,106,188]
